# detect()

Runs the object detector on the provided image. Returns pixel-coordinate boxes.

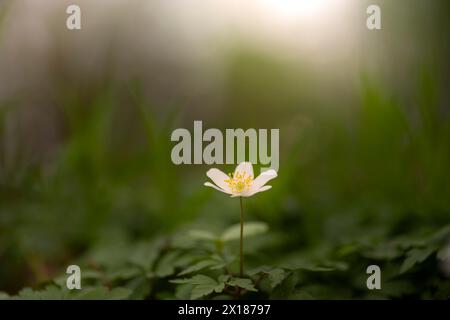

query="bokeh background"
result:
[0,0,449,299]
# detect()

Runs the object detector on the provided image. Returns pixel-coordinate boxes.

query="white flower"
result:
[204,162,277,197]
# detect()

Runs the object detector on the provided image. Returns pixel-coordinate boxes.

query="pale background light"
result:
[261,0,330,18]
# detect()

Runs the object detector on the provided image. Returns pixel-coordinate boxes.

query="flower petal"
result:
[251,169,277,191]
[244,185,272,197]
[206,168,231,192]
[204,182,231,194]
[234,162,254,179]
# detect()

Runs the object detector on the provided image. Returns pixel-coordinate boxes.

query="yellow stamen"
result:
[225,171,253,194]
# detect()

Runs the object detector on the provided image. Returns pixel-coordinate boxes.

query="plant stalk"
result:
[239,196,244,278]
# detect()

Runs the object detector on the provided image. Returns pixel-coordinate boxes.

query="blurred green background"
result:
[0,0,449,299]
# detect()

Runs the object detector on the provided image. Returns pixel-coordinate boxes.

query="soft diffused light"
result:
[262,0,328,17]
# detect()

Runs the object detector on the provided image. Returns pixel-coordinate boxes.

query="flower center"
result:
[225,172,253,194]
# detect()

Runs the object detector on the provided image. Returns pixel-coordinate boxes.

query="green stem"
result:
[239,196,244,278]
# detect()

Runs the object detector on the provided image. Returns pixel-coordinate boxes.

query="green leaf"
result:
[226,278,257,292]
[426,225,450,245]
[76,287,132,300]
[87,242,130,269]
[77,287,108,300]
[16,286,68,300]
[188,230,217,241]
[363,242,404,260]
[129,241,161,272]
[221,222,268,242]
[16,288,37,300]
[267,269,286,289]
[400,246,438,274]
[247,265,273,275]
[126,276,151,300]
[106,288,133,300]
[170,274,214,285]
[289,284,352,300]
[270,273,298,299]
[191,281,224,300]
[248,266,286,289]
[207,254,235,270]
[154,251,181,277]
[175,284,193,300]
[107,267,141,281]
[281,261,338,272]
[218,274,231,283]
[177,260,218,276]
[170,275,227,300]
[382,280,415,298]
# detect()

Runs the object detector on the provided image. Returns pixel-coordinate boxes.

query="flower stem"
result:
[239,196,244,278]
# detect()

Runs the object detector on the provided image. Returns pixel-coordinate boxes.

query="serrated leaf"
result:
[76,286,131,300]
[126,276,151,300]
[221,222,268,242]
[17,288,35,300]
[270,272,298,299]
[218,274,231,283]
[226,278,257,292]
[87,242,130,269]
[400,246,438,274]
[17,286,67,300]
[170,274,215,285]
[107,267,141,281]
[208,254,235,270]
[170,275,227,299]
[247,266,286,289]
[154,251,181,277]
[191,281,224,300]
[267,268,286,289]
[178,260,217,276]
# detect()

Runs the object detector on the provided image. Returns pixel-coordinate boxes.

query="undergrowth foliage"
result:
[1,221,449,300]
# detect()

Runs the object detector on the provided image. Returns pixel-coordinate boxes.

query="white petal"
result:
[245,185,272,197]
[234,162,254,179]
[204,182,231,194]
[251,169,277,191]
[206,168,231,192]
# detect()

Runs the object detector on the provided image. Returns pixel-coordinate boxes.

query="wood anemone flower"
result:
[204,162,277,197]
[204,162,277,282]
